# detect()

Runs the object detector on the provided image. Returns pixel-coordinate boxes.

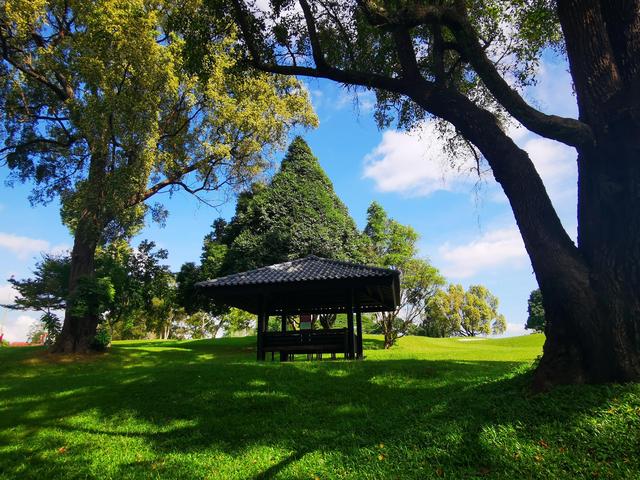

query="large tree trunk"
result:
[529,0,640,389]
[51,216,101,353]
[409,83,638,389]
[533,121,640,389]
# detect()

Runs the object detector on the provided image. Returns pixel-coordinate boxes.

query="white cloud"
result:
[523,136,576,199]
[503,322,529,338]
[438,227,528,279]
[504,122,578,217]
[0,284,18,305]
[0,232,69,260]
[0,313,37,342]
[363,122,478,196]
[0,233,50,260]
[361,55,579,204]
[528,61,578,118]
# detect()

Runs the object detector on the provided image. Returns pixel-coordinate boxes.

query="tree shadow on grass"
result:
[0,341,637,479]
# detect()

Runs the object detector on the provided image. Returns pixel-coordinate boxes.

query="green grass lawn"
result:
[1,334,639,479]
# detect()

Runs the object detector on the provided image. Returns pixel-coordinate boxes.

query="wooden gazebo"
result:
[196,255,400,361]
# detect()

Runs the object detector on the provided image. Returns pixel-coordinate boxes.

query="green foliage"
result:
[363,201,444,347]
[364,201,418,269]
[2,334,640,478]
[218,137,367,272]
[424,284,507,337]
[68,277,115,318]
[40,312,62,345]
[4,254,69,314]
[222,308,255,336]
[97,240,175,338]
[90,325,112,352]
[525,288,546,333]
[26,321,47,344]
[25,312,61,346]
[0,0,317,240]
[6,240,176,340]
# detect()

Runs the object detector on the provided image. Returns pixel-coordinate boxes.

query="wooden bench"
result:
[263,328,353,358]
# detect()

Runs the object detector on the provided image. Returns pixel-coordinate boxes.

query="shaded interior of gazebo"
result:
[196,256,400,361]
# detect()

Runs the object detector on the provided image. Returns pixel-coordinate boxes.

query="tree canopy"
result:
[425,284,507,337]
[363,201,445,348]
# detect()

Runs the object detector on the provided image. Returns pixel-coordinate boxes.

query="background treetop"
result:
[213,136,368,273]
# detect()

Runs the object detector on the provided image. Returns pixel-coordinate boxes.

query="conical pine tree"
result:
[219,137,367,272]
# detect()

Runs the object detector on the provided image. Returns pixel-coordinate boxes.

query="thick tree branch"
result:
[0,29,74,101]
[298,0,327,69]
[230,0,411,95]
[444,12,594,149]
[357,1,595,148]
[0,137,75,155]
[390,27,423,81]
[230,0,587,284]
[408,84,587,284]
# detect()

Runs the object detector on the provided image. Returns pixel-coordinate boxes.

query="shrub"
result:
[91,326,111,352]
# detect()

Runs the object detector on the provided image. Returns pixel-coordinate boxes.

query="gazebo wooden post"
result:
[257,294,268,361]
[356,308,363,359]
[347,288,356,359]
[256,310,264,361]
[279,314,288,362]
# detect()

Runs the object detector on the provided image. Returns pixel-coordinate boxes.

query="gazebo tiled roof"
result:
[196,255,400,315]
[196,255,395,287]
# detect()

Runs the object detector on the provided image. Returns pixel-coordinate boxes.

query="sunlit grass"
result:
[1,334,638,479]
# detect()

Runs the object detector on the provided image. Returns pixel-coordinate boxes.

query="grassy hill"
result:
[1,334,638,479]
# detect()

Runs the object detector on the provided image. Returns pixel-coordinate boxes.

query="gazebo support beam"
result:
[256,311,264,361]
[347,288,356,359]
[356,309,363,359]
[280,314,288,362]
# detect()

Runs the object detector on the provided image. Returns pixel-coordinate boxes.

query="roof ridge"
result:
[308,255,398,274]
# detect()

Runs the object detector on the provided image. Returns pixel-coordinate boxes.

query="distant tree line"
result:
[6,138,507,347]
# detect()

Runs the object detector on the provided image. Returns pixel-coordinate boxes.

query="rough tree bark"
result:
[52,150,108,354]
[52,214,102,353]
[228,0,640,389]
[532,0,640,389]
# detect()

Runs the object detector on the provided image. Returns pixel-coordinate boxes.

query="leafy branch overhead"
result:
[1,0,317,238]
[0,0,317,352]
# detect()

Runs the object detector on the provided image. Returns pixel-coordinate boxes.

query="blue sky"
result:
[0,53,578,342]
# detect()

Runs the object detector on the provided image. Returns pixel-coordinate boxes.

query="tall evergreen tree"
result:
[218,136,367,272]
